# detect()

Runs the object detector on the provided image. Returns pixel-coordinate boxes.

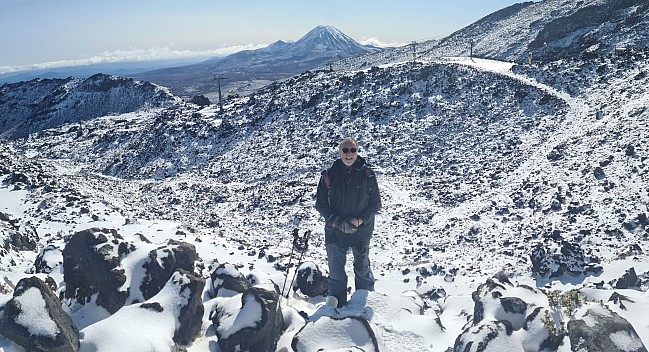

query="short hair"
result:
[339,137,358,149]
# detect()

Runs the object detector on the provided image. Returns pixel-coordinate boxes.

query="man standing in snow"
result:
[315,137,382,307]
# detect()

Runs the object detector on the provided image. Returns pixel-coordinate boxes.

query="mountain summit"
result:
[131,25,380,98]
[291,25,376,55]
[202,25,378,68]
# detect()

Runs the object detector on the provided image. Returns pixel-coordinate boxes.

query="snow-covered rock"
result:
[295,261,328,298]
[78,269,205,351]
[61,228,199,316]
[0,73,180,139]
[0,276,79,352]
[211,285,284,352]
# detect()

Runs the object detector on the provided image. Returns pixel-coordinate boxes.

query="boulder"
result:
[470,278,534,328]
[295,261,328,297]
[500,296,528,315]
[0,212,10,222]
[139,240,197,301]
[454,320,514,352]
[209,263,251,298]
[530,239,593,278]
[61,228,130,314]
[416,284,447,302]
[1,222,39,256]
[616,243,644,260]
[0,276,79,352]
[9,171,30,185]
[610,267,640,289]
[567,305,647,352]
[33,244,63,274]
[76,270,205,349]
[62,228,199,315]
[171,269,205,345]
[593,166,606,180]
[456,275,561,352]
[212,286,283,352]
[608,292,635,310]
[190,95,211,107]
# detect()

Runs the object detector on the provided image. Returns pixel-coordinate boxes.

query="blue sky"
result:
[0,0,528,73]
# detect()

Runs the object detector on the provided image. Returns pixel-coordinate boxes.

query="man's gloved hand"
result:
[338,218,358,234]
[329,216,343,229]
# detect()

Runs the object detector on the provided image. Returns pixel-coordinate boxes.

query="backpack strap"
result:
[321,169,332,206]
[363,167,374,195]
[322,169,331,189]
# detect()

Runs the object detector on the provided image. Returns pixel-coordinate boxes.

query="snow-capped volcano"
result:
[291,25,377,55]
[204,25,379,67]
[131,25,380,98]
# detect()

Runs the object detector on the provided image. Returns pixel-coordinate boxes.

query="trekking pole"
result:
[286,230,311,300]
[281,228,300,298]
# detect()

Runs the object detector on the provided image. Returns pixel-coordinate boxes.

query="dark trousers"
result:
[325,237,375,308]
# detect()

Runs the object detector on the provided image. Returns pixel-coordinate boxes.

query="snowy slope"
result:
[331,0,649,70]
[1,50,647,350]
[3,49,647,274]
[0,74,180,139]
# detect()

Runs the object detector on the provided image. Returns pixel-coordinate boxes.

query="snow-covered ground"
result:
[1,48,649,351]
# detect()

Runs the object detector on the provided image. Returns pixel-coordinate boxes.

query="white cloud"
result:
[0,44,268,75]
[359,37,407,48]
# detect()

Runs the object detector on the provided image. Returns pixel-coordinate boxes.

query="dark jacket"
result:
[315,156,382,246]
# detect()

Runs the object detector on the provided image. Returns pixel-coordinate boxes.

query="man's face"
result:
[339,142,358,167]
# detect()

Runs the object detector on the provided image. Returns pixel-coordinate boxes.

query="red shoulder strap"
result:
[323,169,331,188]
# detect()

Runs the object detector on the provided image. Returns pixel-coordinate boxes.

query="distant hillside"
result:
[130,25,381,99]
[0,57,211,85]
[332,0,649,70]
[0,74,180,139]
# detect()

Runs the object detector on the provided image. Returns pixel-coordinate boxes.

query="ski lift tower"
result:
[411,41,417,62]
[213,74,227,113]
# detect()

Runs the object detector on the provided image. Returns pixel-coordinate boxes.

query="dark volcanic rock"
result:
[61,228,130,314]
[0,276,79,352]
[170,269,205,345]
[33,244,63,274]
[140,240,197,301]
[209,263,252,298]
[295,261,328,298]
[567,305,647,352]
[190,95,211,107]
[530,239,593,278]
[62,228,198,315]
[1,222,39,254]
[609,267,640,289]
[212,286,283,352]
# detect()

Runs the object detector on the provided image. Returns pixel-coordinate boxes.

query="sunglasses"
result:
[341,147,358,154]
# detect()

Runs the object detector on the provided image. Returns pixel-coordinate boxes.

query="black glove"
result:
[338,218,358,234]
[329,216,343,229]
